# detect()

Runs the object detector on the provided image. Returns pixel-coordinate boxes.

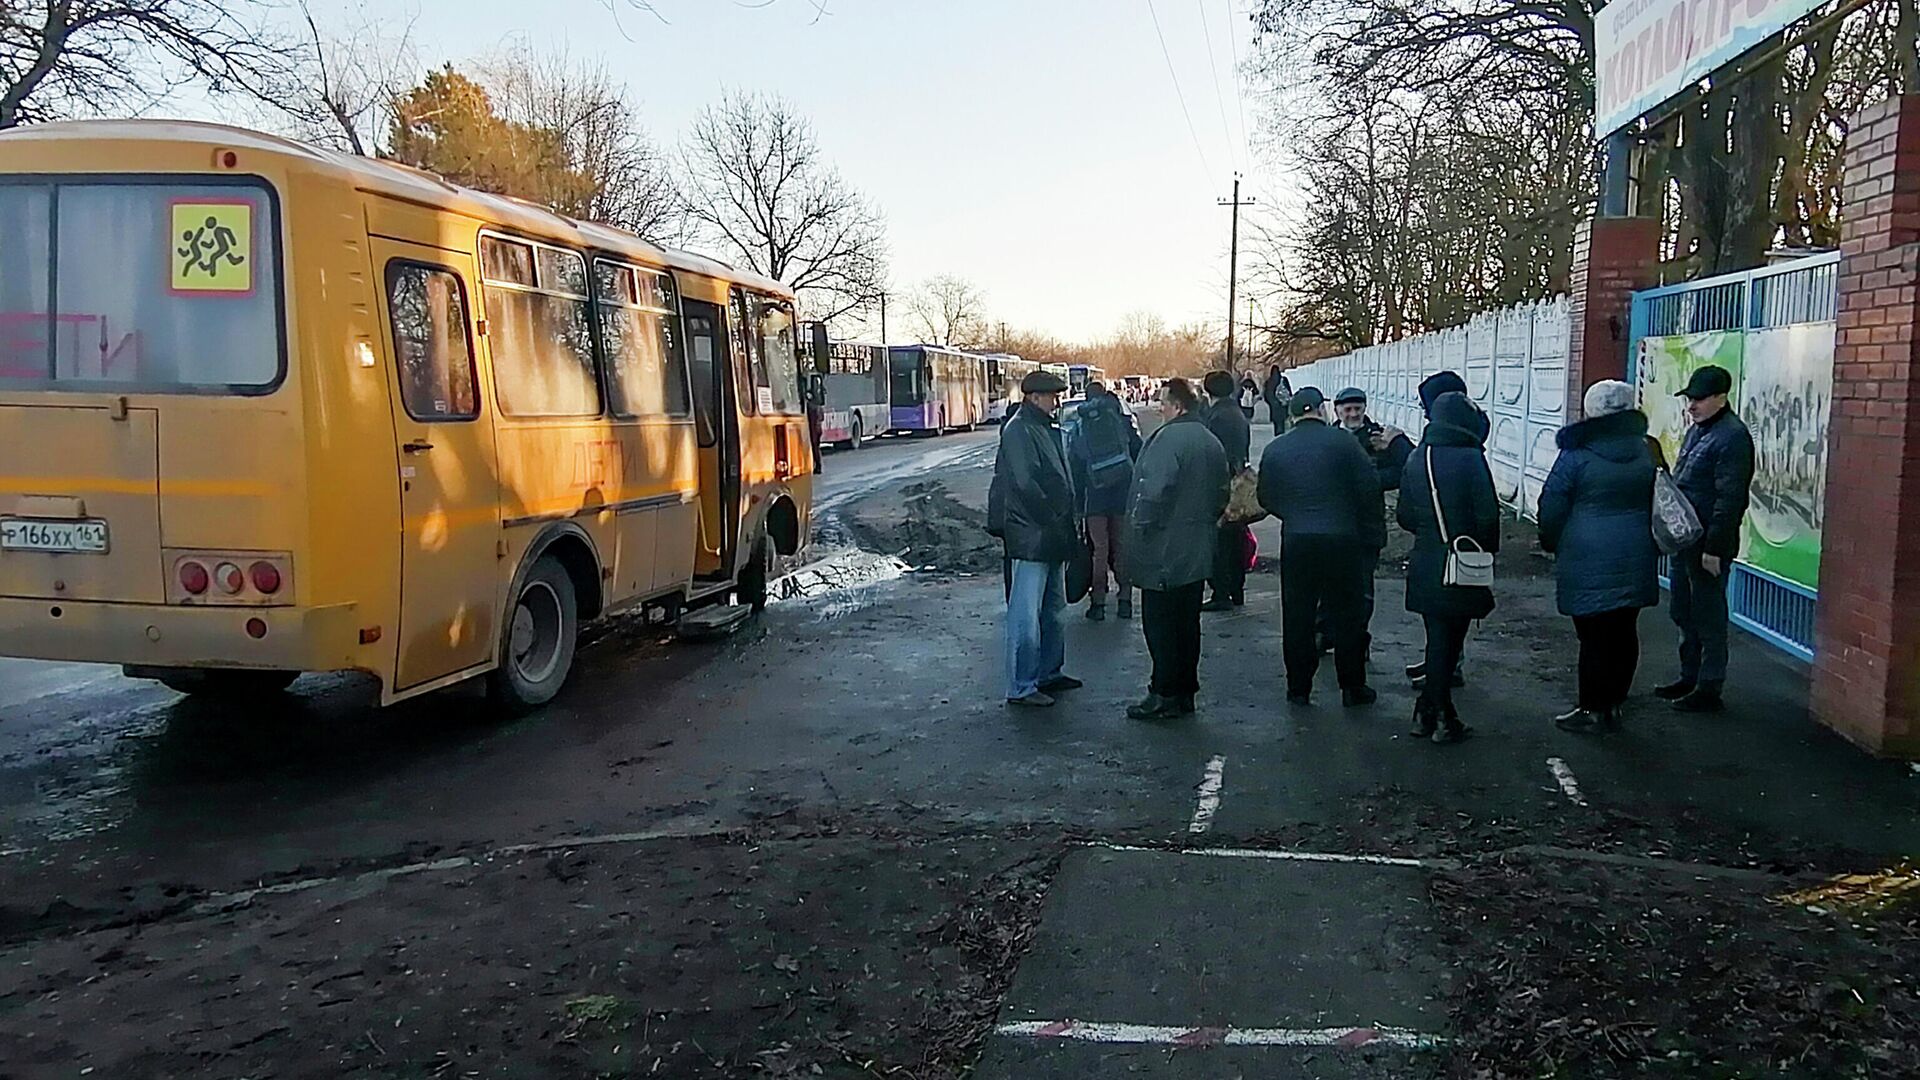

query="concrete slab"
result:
[997,845,1447,1029]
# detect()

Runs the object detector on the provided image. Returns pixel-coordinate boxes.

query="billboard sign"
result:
[1595,0,1826,136]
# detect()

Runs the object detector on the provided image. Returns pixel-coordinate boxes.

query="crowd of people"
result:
[986,360,1757,741]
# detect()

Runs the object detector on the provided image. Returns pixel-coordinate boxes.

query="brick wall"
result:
[1812,95,1920,758]
[1566,217,1660,417]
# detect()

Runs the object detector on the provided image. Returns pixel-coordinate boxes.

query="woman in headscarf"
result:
[1537,380,1659,732]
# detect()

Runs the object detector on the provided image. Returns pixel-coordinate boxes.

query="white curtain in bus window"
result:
[484,242,598,417]
[48,184,279,389]
[0,185,50,380]
[753,298,802,415]
[594,260,690,418]
[387,264,477,420]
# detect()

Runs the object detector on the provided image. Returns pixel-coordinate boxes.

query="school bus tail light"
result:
[167,551,292,605]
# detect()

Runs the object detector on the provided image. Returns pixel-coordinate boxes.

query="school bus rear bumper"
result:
[0,597,369,673]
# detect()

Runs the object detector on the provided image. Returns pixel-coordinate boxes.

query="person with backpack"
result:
[1069,381,1143,621]
[1537,380,1659,733]
[1397,390,1499,743]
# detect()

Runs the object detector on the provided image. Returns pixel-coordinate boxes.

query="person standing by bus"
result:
[1200,370,1252,612]
[1070,382,1143,621]
[987,369,1083,708]
[1126,378,1229,719]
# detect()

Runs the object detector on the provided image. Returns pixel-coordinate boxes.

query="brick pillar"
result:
[1812,95,1920,759]
[1567,216,1660,416]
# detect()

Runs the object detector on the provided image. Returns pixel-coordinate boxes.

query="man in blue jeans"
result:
[987,369,1083,707]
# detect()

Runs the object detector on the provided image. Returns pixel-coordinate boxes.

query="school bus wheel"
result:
[487,554,579,713]
[737,533,772,613]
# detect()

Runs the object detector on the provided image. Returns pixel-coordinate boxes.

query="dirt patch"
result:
[840,479,1002,575]
[1431,855,1920,1078]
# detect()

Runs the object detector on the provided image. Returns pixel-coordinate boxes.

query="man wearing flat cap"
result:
[988,369,1084,708]
[1657,363,1754,713]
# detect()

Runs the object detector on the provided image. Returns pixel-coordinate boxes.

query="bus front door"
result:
[684,298,740,579]
[372,241,502,690]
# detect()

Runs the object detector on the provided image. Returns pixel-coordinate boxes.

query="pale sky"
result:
[235,0,1286,343]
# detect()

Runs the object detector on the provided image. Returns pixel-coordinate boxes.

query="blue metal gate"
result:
[1626,252,1838,662]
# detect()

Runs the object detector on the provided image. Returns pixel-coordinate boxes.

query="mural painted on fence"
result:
[1635,326,1832,589]
[1737,324,1834,588]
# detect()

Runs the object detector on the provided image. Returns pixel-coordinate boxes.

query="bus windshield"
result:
[0,179,282,393]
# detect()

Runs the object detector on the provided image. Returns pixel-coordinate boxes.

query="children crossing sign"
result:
[170,199,254,295]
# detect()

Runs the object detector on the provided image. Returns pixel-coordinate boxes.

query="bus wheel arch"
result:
[487,525,600,714]
[766,495,801,557]
[520,525,604,622]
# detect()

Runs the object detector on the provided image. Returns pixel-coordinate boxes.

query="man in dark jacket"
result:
[1263,366,1292,435]
[1324,387,1413,650]
[1257,387,1385,706]
[1657,364,1755,713]
[1069,382,1143,621]
[988,369,1083,708]
[1200,370,1253,611]
[1126,377,1229,719]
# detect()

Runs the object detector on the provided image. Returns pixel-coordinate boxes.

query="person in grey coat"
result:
[1537,380,1659,733]
[1125,377,1229,719]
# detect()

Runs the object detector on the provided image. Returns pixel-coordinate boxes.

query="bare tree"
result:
[0,0,290,129]
[908,275,986,346]
[480,42,682,243]
[247,0,416,155]
[679,89,887,323]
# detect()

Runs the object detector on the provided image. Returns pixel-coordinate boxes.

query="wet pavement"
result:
[2,417,1917,1078]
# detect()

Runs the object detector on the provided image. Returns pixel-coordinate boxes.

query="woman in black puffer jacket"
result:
[1537,379,1659,733]
[1397,391,1500,744]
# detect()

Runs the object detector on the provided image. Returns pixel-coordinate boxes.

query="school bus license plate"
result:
[0,517,110,554]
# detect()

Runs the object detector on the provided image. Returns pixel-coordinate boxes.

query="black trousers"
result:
[1281,535,1368,694]
[1574,607,1640,709]
[1669,548,1730,689]
[1141,580,1205,697]
[1420,614,1473,713]
[1210,524,1247,604]
[1318,554,1377,649]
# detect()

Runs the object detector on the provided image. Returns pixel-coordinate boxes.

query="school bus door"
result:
[684,297,741,579]
[371,239,503,689]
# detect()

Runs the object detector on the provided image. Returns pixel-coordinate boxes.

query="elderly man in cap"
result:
[1658,364,1754,713]
[1321,387,1414,651]
[988,368,1083,708]
[1256,386,1385,706]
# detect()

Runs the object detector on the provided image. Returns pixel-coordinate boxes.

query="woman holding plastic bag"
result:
[1536,380,1661,733]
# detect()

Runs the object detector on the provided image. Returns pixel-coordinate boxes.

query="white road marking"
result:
[994,1020,1444,1049]
[1098,843,1446,869]
[1547,757,1588,806]
[1188,755,1226,834]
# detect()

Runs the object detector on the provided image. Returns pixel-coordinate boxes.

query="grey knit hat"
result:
[1583,379,1634,419]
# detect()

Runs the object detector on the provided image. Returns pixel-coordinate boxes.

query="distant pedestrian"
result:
[1200,370,1252,612]
[987,369,1083,708]
[1263,365,1291,435]
[1538,380,1660,733]
[1125,377,1229,719]
[1069,381,1143,622]
[1657,364,1754,713]
[1404,370,1488,691]
[1238,374,1259,419]
[1256,387,1384,707]
[1324,386,1414,654]
[806,373,826,474]
[1397,390,1499,743]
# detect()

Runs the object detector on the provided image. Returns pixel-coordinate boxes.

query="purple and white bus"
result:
[888,345,988,434]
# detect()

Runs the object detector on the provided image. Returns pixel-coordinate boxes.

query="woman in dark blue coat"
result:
[1397,391,1499,744]
[1536,380,1659,733]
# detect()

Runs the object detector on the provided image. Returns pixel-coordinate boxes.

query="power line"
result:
[1145,0,1213,180]
[1196,0,1237,172]
[1223,0,1251,168]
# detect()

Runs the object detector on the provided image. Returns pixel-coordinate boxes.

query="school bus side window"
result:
[752,296,804,415]
[594,258,691,419]
[480,235,600,418]
[386,262,478,421]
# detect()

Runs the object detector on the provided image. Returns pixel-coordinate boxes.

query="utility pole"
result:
[1218,175,1255,370]
[878,291,888,343]
[1246,296,1255,371]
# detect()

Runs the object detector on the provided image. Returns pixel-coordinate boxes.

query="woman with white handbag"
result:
[1396,390,1500,744]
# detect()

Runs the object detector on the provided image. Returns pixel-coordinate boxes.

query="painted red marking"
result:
[1174,1026,1228,1047]
[1035,1021,1072,1037]
[1335,1027,1380,1047]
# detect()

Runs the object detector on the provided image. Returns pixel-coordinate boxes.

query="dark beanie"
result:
[1418,371,1468,415]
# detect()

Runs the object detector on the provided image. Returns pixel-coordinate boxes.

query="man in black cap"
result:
[1200,370,1252,611]
[1256,387,1385,706]
[1658,363,1754,713]
[988,368,1083,708]
[1322,387,1414,651]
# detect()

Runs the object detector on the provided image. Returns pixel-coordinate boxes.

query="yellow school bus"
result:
[0,121,812,708]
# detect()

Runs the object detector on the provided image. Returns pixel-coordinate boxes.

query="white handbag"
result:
[1427,447,1495,588]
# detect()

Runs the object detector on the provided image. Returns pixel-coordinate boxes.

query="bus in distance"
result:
[811,336,888,448]
[887,345,988,434]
